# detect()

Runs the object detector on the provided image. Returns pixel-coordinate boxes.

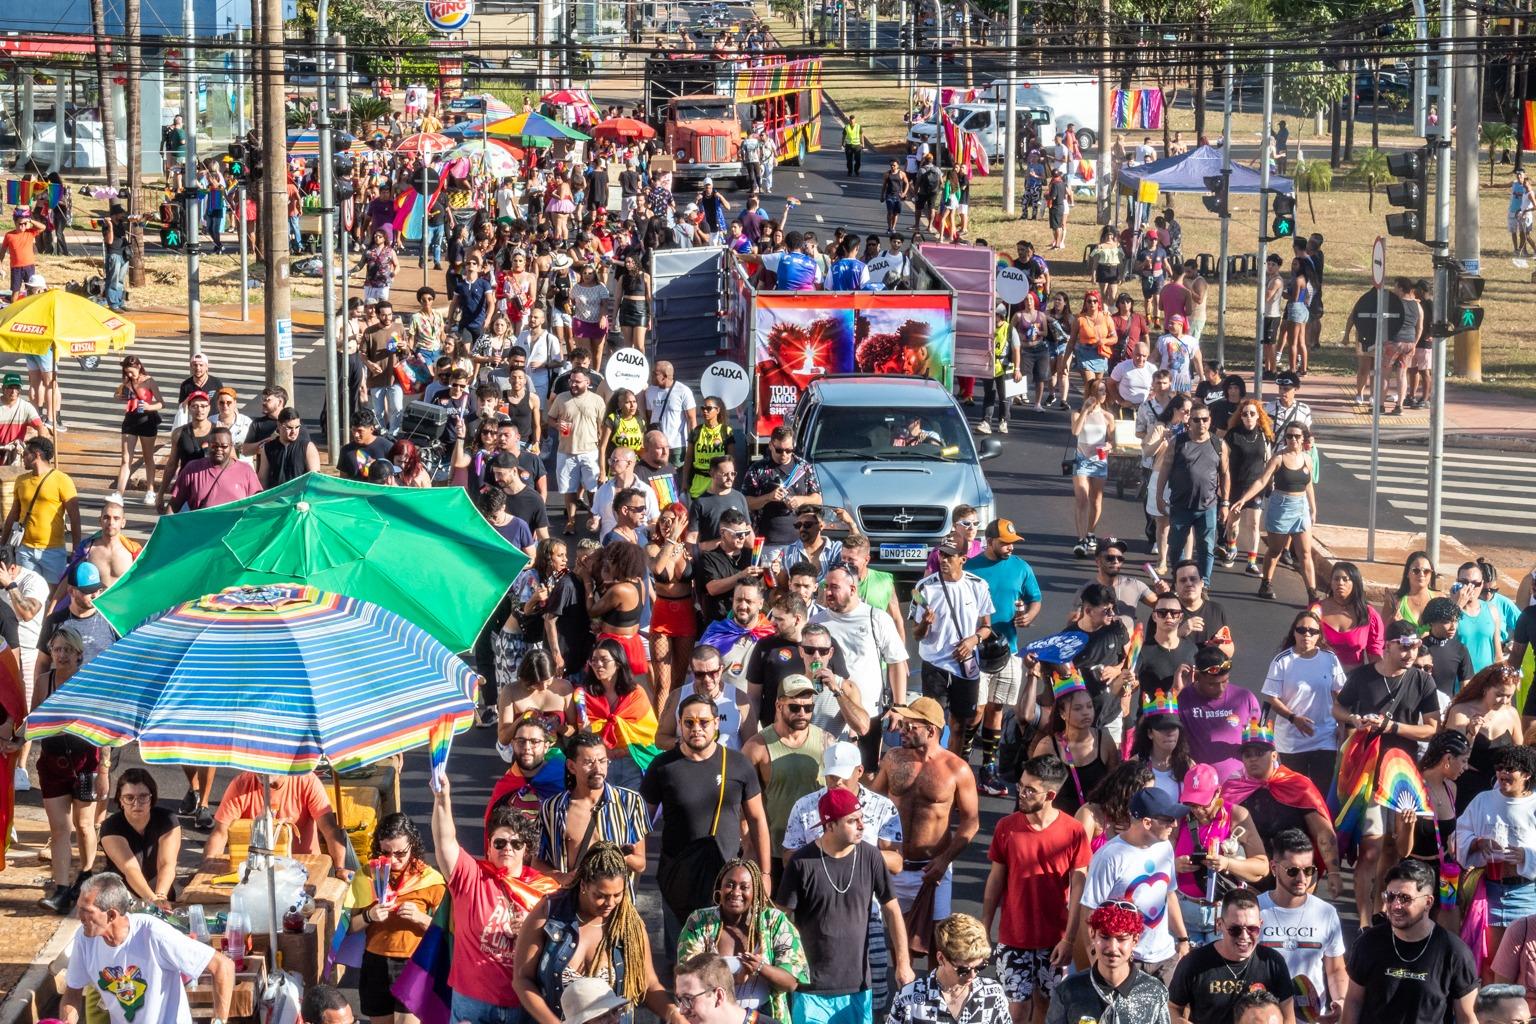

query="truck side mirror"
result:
[978,437,1003,461]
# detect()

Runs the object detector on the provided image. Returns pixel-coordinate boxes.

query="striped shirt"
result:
[536,783,650,874]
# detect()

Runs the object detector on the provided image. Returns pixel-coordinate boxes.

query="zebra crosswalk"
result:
[1321,440,1536,541]
[0,328,323,539]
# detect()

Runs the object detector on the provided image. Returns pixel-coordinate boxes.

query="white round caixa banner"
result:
[700,360,750,409]
[604,347,651,393]
[995,265,1031,306]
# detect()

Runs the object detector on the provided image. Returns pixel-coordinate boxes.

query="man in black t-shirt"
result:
[744,593,852,734]
[1171,559,1234,656]
[780,787,913,1011]
[1341,859,1477,1024]
[690,458,750,551]
[336,409,393,480]
[242,385,291,455]
[487,452,550,540]
[639,694,769,947]
[1169,889,1296,1024]
[1333,619,1441,927]
[694,510,761,626]
[1419,597,1473,697]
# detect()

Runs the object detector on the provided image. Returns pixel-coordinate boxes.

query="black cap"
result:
[1098,537,1129,555]
[489,452,519,471]
[1275,372,1301,389]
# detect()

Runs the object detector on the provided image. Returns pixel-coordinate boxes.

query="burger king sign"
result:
[424,0,473,31]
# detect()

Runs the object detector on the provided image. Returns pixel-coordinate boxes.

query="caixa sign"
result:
[424,0,473,32]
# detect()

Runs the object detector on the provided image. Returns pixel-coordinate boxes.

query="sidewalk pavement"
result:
[1272,368,1536,449]
[0,808,81,1024]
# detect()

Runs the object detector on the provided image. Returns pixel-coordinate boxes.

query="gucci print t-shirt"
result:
[1258,893,1346,1019]
[66,914,215,1024]
[1080,835,1178,964]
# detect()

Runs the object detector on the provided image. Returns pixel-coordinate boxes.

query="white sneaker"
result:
[13,765,30,792]
[974,421,992,434]
[142,489,157,506]
[998,421,1009,433]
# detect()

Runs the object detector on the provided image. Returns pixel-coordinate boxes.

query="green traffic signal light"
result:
[1273,215,1294,237]
[1457,306,1483,331]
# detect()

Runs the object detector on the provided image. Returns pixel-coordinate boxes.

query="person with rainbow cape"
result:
[1221,718,1342,902]
[486,714,568,824]
[0,639,25,870]
[571,637,661,792]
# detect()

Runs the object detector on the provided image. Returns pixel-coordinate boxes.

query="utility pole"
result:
[1426,0,1454,565]
[898,0,908,84]
[932,0,945,173]
[317,0,341,460]
[1215,47,1233,365]
[1001,0,1017,213]
[183,0,201,355]
[1096,0,1111,224]
[261,0,293,396]
[867,0,876,70]
[1453,0,1481,381]
[1411,0,1429,135]
[1253,50,1274,402]
[236,26,249,323]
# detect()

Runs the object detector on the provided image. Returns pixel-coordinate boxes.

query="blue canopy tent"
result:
[1116,144,1294,194]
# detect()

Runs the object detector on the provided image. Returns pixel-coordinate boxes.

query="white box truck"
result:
[983,76,1101,149]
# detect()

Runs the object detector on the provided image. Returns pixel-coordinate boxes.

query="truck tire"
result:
[1075,128,1097,151]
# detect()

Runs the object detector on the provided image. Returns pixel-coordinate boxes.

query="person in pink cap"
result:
[1171,763,1269,945]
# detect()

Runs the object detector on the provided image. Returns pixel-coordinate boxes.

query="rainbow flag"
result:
[428,713,455,793]
[392,894,456,1024]
[649,474,679,509]
[751,536,766,566]
[1333,731,1381,858]
[1125,622,1144,672]
[1523,100,1536,153]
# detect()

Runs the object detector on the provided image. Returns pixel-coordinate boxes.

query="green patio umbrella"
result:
[95,473,527,652]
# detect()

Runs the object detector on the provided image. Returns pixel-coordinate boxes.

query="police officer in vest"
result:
[1153,401,1229,585]
[844,116,863,177]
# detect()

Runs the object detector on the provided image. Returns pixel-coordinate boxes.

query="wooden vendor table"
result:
[178,854,348,988]
[187,957,266,1023]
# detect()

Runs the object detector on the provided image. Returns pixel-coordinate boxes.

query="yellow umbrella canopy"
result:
[0,289,136,358]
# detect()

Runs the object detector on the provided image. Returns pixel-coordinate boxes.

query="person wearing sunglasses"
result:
[783,505,851,581]
[1228,418,1318,601]
[1169,888,1295,1024]
[1256,827,1347,1024]
[1154,395,1229,587]
[1176,646,1263,780]
[1340,858,1478,1024]
[742,674,839,865]
[1450,560,1510,673]
[1172,765,1269,947]
[1223,717,1340,902]
[912,541,996,760]
[887,913,1008,1024]
[1259,608,1347,797]
[1086,536,1163,635]
[1331,618,1441,925]
[162,426,261,513]
[432,769,555,1024]
[742,425,823,568]
[354,812,446,1024]
[924,505,984,575]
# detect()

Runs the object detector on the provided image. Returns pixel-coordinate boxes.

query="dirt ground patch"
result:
[0,810,75,1008]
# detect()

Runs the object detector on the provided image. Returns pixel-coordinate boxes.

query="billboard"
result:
[752,291,954,436]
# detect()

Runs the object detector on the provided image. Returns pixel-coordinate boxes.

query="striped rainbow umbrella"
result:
[26,584,476,775]
[394,131,454,156]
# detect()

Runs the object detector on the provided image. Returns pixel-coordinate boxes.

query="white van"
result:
[983,76,1101,149]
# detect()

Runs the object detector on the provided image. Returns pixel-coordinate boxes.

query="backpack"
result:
[920,166,941,196]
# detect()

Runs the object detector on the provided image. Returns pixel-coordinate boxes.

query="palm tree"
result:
[125,0,144,287]
[1294,159,1333,222]
[90,0,118,186]
[1348,149,1392,212]
[1481,122,1516,186]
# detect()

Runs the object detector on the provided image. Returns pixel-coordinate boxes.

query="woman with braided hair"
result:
[514,841,686,1024]
[676,858,809,1021]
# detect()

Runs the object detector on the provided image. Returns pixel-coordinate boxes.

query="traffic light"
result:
[1268,192,1296,242]
[1202,172,1229,218]
[1448,265,1485,334]
[1385,147,1429,245]
[334,149,356,200]
[224,142,246,177]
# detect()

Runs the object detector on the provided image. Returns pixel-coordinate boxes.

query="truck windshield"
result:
[807,405,974,461]
[675,102,734,121]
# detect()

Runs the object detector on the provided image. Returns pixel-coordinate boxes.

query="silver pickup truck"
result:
[790,375,1002,576]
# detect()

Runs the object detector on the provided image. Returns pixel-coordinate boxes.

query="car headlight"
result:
[676,149,687,161]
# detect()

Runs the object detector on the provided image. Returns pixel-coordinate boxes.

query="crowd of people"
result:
[5,16,1536,1024]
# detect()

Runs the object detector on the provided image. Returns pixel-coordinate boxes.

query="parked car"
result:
[790,375,1001,577]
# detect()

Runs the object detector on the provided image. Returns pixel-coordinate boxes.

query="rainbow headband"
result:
[1141,689,1178,718]
[1240,718,1275,748]
[1052,669,1088,701]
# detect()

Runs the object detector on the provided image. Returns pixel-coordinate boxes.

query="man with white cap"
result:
[561,976,627,1024]
[780,786,914,1024]
[783,741,903,1019]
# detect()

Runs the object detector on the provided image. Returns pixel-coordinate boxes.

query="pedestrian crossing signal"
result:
[1266,192,1296,242]
[1455,305,1483,332]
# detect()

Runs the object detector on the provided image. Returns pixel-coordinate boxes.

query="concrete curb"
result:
[0,912,80,1024]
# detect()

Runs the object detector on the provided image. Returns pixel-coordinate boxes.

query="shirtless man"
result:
[872,695,980,953]
[53,495,140,606]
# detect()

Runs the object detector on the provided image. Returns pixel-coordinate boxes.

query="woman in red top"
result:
[1072,290,1115,388]
[1110,293,1149,366]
